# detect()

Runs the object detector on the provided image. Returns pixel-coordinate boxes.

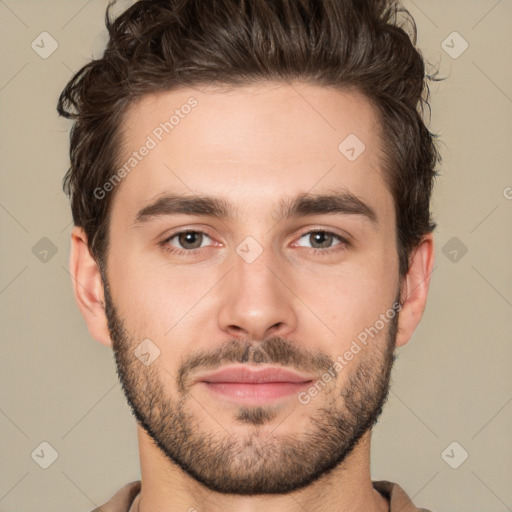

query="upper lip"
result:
[194,365,316,384]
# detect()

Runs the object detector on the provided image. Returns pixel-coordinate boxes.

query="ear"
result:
[69,226,112,347]
[396,233,435,348]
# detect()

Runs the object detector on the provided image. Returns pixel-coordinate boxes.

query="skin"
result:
[70,81,434,512]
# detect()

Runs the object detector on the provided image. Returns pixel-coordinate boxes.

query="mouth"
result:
[193,365,315,405]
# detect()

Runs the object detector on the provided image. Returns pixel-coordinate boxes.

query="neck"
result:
[133,427,389,512]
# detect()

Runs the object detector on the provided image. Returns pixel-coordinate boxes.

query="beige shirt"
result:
[90,480,432,512]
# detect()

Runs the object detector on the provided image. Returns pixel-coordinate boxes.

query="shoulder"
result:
[373,480,432,512]
[89,480,141,512]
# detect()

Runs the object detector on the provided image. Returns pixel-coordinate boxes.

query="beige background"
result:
[1,1,511,511]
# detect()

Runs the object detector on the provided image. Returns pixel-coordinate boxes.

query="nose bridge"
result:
[217,236,298,340]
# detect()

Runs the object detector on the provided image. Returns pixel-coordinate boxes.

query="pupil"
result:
[312,232,331,248]
[180,232,202,249]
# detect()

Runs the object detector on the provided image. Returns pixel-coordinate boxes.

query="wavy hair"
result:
[58,0,443,278]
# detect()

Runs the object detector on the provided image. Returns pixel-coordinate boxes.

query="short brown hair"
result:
[58,0,442,278]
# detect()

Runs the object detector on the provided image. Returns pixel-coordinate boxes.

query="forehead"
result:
[111,81,392,225]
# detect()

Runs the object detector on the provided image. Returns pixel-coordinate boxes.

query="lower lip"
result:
[200,381,312,405]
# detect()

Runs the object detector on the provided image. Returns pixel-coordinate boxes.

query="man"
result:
[58,0,440,510]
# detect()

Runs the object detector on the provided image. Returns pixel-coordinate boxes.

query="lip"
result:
[195,365,316,384]
[194,365,315,405]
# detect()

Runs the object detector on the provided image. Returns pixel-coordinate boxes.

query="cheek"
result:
[108,255,217,345]
[107,218,399,350]
[290,249,398,343]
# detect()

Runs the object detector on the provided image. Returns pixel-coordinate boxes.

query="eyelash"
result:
[160,229,349,257]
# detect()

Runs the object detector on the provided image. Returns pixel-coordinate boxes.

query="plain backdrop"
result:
[1,1,511,511]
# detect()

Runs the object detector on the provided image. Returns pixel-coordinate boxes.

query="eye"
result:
[160,228,349,257]
[293,230,349,254]
[161,230,216,255]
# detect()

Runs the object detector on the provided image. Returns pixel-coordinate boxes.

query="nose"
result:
[217,247,298,341]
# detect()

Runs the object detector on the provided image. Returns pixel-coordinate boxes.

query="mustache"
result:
[177,336,335,393]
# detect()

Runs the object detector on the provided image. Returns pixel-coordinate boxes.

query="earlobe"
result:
[69,226,112,347]
[395,234,435,348]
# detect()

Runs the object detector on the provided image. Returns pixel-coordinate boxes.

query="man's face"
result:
[102,82,401,494]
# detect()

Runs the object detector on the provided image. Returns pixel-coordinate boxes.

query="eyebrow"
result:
[132,189,378,227]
